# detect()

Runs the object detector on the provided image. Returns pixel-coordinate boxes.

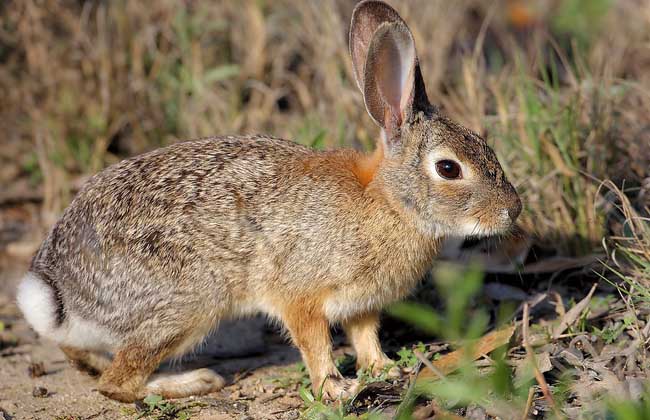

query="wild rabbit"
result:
[17,0,521,402]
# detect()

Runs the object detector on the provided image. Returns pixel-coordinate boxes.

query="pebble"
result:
[31,386,48,398]
[27,362,46,378]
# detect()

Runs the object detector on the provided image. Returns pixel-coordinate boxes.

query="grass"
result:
[124,394,198,420]
[1,0,650,419]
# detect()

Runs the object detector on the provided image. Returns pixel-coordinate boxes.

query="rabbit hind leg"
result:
[97,340,179,402]
[60,345,111,376]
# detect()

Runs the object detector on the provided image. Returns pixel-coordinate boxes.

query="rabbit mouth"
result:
[455,215,515,238]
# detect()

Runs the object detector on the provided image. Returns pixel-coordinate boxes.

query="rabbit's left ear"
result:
[349,1,430,137]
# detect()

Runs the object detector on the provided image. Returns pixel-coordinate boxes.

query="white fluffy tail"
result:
[17,272,118,351]
[16,272,60,339]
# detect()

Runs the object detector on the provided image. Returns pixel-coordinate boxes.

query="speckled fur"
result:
[19,0,520,402]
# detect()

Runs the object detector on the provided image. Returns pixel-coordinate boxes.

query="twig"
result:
[522,386,534,420]
[413,350,446,381]
[523,303,563,419]
[552,283,597,338]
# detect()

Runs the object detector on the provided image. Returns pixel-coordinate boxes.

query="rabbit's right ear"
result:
[349,1,430,146]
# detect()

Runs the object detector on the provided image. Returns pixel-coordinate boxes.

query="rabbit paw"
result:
[374,363,402,379]
[320,376,360,401]
[363,355,402,379]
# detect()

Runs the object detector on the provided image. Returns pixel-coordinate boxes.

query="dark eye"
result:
[435,160,462,180]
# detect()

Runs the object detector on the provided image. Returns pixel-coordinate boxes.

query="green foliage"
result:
[22,152,42,185]
[592,315,635,344]
[389,264,527,418]
[299,386,386,420]
[551,0,612,49]
[293,114,328,149]
[271,361,311,389]
[395,342,427,369]
[388,263,486,340]
[136,394,192,420]
[492,59,620,254]
[607,394,650,420]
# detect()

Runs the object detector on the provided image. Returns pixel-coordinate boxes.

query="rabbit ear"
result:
[349,0,405,93]
[349,1,430,141]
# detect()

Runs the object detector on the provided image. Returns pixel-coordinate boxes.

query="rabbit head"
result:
[350,0,521,238]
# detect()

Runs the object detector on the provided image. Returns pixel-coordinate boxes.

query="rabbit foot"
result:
[319,376,360,401]
[97,383,141,403]
[145,368,225,398]
[367,356,401,379]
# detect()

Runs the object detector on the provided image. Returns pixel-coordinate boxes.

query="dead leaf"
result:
[519,255,603,274]
[552,283,597,339]
[514,352,552,388]
[416,326,515,382]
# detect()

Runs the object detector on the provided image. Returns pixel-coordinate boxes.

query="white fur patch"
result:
[146,368,225,398]
[16,272,58,338]
[324,292,383,322]
[16,272,118,351]
[58,315,118,352]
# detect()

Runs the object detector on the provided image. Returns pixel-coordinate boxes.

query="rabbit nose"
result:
[508,194,522,222]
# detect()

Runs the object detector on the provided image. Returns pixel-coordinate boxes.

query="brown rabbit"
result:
[16,0,521,402]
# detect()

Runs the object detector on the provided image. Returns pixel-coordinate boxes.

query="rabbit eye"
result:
[435,160,462,180]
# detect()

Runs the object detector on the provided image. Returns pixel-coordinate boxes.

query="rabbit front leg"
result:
[344,312,400,378]
[282,303,359,400]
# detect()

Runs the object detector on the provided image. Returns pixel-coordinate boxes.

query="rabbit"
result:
[16,0,521,403]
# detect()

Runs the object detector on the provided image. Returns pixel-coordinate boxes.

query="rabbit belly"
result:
[323,286,400,322]
[17,272,118,351]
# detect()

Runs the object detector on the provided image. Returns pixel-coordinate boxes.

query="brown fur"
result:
[351,144,384,187]
[60,346,111,376]
[98,339,180,402]
[343,311,391,373]
[279,293,341,396]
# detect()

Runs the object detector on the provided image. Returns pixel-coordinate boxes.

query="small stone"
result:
[28,362,46,378]
[32,386,48,398]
